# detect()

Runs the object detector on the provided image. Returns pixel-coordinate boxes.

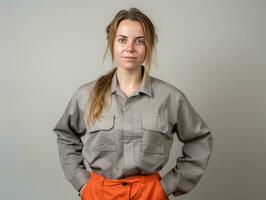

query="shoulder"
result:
[150,75,185,100]
[75,80,96,96]
[70,80,97,108]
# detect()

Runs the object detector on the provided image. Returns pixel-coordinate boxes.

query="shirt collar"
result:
[110,65,152,97]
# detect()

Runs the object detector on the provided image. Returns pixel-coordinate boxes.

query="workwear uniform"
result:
[53,65,213,199]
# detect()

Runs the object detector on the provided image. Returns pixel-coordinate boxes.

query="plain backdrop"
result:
[1,0,265,199]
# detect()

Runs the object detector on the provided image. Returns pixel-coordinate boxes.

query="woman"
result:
[53,7,213,200]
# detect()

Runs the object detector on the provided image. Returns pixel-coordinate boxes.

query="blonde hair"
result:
[85,7,158,127]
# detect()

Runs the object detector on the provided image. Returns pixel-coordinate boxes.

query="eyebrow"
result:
[116,35,144,39]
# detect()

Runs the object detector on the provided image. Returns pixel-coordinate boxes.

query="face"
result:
[113,19,146,71]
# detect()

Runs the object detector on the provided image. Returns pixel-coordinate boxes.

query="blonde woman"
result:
[53,7,213,200]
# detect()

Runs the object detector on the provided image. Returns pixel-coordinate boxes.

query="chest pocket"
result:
[88,114,115,132]
[86,113,116,152]
[142,114,170,154]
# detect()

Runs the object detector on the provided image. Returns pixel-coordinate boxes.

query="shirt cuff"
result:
[70,169,91,193]
[159,171,182,196]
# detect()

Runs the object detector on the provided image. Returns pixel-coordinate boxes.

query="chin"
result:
[118,63,141,70]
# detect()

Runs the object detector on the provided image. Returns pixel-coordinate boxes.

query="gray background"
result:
[1,0,265,199]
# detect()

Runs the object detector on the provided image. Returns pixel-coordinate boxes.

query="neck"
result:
[116,66,143,89]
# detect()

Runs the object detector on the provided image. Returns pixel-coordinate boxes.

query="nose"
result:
[126,41,135,52]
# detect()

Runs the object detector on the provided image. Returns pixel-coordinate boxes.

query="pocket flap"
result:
[88,113,115,133]
[142,114,169,134]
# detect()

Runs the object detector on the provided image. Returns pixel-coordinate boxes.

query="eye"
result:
[136,39,144,45]
[118,38,127,43]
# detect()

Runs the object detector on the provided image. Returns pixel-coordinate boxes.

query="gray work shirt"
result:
[53,65,213,197]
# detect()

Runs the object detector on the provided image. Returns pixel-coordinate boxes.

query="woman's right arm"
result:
[53,89,91,194]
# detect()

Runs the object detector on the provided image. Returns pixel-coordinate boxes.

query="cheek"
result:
[114,45,123,56]
[113,48,124,64]
[139,48,146,58]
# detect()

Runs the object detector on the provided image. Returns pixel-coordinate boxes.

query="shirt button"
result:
[121,182,128,186]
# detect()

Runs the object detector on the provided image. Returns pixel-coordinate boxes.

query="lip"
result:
[123,57,137,59]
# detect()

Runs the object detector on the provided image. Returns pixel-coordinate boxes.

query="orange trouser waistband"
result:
[90,171,160,186]
[81,171,169,200]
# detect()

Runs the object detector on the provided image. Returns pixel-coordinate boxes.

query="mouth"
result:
[123,57,137,60]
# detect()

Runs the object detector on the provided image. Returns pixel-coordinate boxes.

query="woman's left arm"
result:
[160,92,214,197]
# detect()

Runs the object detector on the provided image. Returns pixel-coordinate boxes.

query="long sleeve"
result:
[53,89,90,192]
[160,92,213,197]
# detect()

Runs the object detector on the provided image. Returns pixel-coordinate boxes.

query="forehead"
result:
[116,19,144,37]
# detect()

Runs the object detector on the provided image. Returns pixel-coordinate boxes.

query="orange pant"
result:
[81,171,169,200]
